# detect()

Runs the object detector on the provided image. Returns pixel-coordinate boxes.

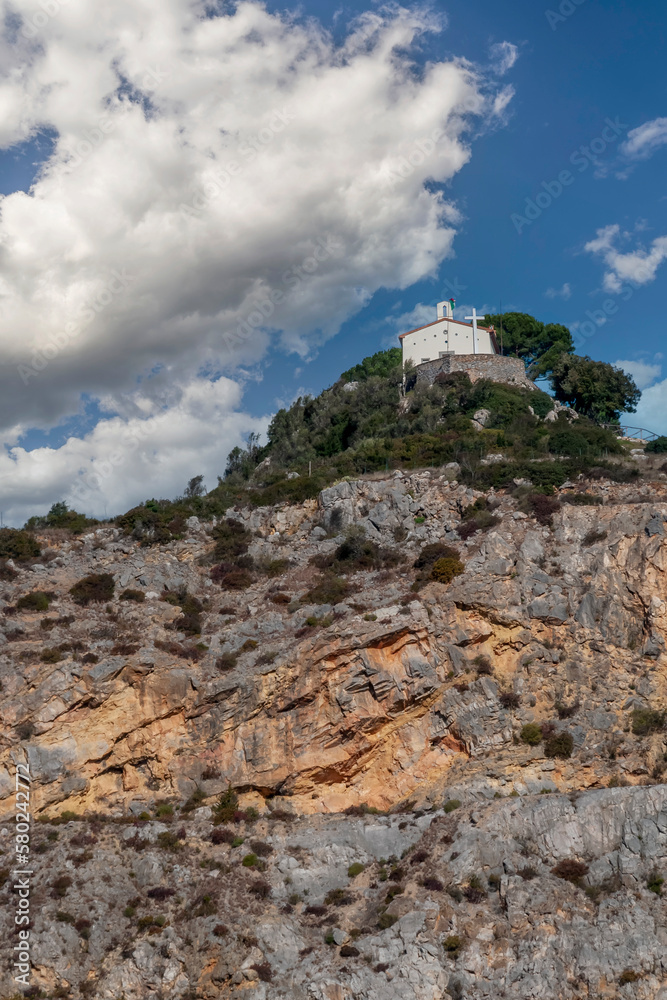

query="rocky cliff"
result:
[0,466,666,998]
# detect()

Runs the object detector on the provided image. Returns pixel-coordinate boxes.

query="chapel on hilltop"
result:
[398,300,532,389]
[399,299,499,367]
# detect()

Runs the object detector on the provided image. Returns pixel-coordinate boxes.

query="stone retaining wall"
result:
[414,353,533,389]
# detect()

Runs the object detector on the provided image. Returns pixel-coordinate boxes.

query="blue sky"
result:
[243,0,667,422]
[0,0,665,523]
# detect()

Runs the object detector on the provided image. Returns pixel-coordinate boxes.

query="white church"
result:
[399,300,499,367]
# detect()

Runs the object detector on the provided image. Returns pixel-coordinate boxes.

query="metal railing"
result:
[601,424,659,442]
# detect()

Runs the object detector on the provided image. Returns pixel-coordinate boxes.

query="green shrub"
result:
[551,859,588,883]
[17,591,52,612]
[646,871,664,895]
[51,875,73,898]
[40,647,63,664]
[443,799,461,814]
[69,573,115,605]
[412,543,464,590]
[544,732,574,759]
[300,573,354,605]
[157,831,182,852]
[213,787,239,824]
[631,708,666,736]
[180,787,206,813]
[443,934,462,956]
[211,518,252,561]
[431,556,465,585]
[215,653,238,672]
[347,862,365,878]
[263,558,291,578]
[520,723,543,746]
[0,528,41,561]
[120,589,146,602]
[582,528,607,546]
[0,559,18,580]
[377,912,398,929]
[521,493,561,526]
[242,853,258,868]
[25,502,99,535]
[16,721,36,741]
[311,527,401,575]
[211,566,253,590]
[645,436,667,453]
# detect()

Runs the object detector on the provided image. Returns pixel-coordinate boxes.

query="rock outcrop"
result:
[0,468,665,997]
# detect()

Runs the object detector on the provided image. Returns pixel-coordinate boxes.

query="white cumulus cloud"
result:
[632,379,667,437]
[584,224,667,293]
[0,0,512,522]
[489,41,519,76]
[620,117,667,161]
[0,376,267,527]
[614,360,662,391]
[545,282,571,300]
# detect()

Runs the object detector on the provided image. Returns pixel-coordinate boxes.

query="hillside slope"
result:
[0,460,666,998]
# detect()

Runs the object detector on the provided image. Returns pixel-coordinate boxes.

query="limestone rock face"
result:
[0,470,666,997]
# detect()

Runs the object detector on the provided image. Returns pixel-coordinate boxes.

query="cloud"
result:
[388,303,437,334]
[489,42,519,76]
[620,117,667,161]
[584,224,667,293]
[545,282,571,300]
[632,378,667,437]
[0,376,267,527]
[0,1,511,518]
[614,359,662,391]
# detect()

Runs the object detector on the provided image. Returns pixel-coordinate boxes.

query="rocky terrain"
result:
[0,460,666,998]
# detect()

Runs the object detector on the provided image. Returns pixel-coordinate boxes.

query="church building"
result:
[399,300,499,368]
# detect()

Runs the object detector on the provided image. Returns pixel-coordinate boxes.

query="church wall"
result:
[413,353,534,389]
[401,320,495,365]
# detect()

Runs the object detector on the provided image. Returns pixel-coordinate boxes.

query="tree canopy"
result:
[339,347,403,383]
[549,354,641,423]
[483,312,574,379]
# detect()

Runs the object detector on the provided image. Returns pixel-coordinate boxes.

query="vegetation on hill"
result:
[549,354,641,423]
[646,436,667,454]
[482,311,574,378]
[25,501,99,535]
[11,334,645,544]
[109,345,641,543]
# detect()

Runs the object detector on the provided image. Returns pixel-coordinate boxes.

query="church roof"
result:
[399,316,500,354]
[398,317,492,339]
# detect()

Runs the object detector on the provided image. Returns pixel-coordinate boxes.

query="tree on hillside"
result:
[483,312,574,379]
[549,354,641,423]
[339,347,403,383]
[184,475,206,498]
[224,432,263,481]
